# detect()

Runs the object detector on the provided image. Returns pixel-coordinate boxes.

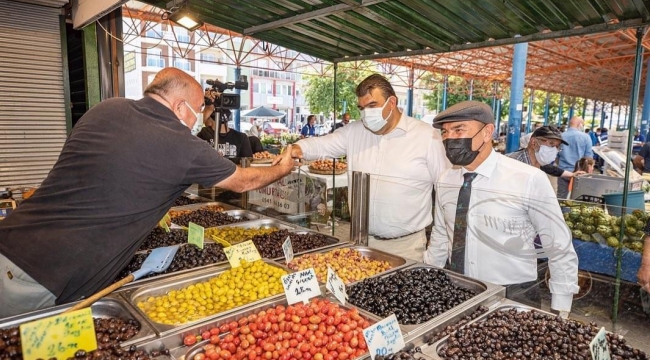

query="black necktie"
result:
[450,172,478,273]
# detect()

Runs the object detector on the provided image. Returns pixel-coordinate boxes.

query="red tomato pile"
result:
[184,298,371,360]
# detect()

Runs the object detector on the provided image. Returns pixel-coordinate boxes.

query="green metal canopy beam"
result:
[243,0,389,35]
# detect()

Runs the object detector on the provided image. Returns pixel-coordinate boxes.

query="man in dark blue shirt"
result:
[301,115,316,138]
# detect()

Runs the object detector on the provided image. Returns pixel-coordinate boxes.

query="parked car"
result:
[227,121,253,133]
[263,121,289,135]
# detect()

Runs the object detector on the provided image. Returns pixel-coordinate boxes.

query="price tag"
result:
[187,222,204,249]
[20,307,97,360]
[362,314,405,360]
[590,327,611,360]
[158,213,171,233]
[224,240,262,268]
[281,268,321,305]
[282,236,294,263]
[326,266,347,305]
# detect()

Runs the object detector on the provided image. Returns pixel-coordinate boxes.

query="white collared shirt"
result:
[425,150,579,311]
[297,113,449,238]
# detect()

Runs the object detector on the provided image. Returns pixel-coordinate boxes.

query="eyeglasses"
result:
[536,137,562,150]
[184,101,205,115]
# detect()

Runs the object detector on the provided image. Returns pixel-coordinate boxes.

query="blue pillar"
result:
[600,105,606,129]
[234,67,241,131]
[568,106,574,122]
[505,42,528,154]
[468,79,474,101]
[558,94,564,126]
[641,58,650,138]
[442,75,448,110]
[592,101,598,130]
[543,92,550,125]
[406,66,414,117]
[581,100,587,118]
[526,90,534,133]
[491,82,498,115]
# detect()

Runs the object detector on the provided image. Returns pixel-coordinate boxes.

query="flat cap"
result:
[433,100,494,129]
[532,125,569,145]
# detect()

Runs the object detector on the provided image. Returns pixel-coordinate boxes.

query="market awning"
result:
[241,105,286,118]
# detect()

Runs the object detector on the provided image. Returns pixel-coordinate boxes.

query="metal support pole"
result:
[543,92,550,125]
[614,26,646,324]
[600,105,606,130]
[333,63,338,125]
[495,99,502,136]
[558,94,564,126]
[568,106,574,122]
[491,82,498,115]
[234,67,241,131]
[618,106,622,132]
[406,66,414,117]
[349,171,370,246]
[240,158,250,208]
[468,79,474,101]
[641,58,650,137]
[442,75,448,110]
[506,41,528,154]
[526,90,534,133]
[581,100,587,118]
[624,106,629,130]
[592,101,598,130]
[610,104,615,130]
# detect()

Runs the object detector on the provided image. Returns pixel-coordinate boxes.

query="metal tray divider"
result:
[122,259,295,336]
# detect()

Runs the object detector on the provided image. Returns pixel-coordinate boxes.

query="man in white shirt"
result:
[424,100,579,314]
[283,74,450,261]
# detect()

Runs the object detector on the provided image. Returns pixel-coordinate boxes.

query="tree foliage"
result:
[303,62,375,120]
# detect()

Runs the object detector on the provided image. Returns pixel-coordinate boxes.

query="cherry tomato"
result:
[194,353,206,360]
[184,334,198,346]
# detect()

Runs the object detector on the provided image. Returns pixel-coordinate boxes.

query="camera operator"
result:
[198,89,252,158]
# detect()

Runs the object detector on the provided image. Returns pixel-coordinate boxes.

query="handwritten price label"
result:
[281,268,321,305]
[590,327,611,360]
[20,308,97,360]
[224,240,262,268]
[326,266,347,305]
[158,213,171,233]
[282,236,294,263]
[363,314,405,360]
[187,222,204,249]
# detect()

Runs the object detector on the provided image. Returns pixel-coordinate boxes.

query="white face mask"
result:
[183,101,203,136]
[361,97,392,132]
[535,144,559,165]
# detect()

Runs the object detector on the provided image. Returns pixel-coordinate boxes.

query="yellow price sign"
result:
[158,213,171,232]
[20,307,97,360]
[224,240,261,268]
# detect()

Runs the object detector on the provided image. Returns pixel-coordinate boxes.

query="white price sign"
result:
[590,327,611,360]
[282,236,294,263]
[326,266,347,305]
[363,314,405,360]
[281,268,321,305]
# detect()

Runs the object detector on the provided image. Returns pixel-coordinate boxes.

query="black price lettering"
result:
[294,286,312,296]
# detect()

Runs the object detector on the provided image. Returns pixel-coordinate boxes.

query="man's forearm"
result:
[238,166,292,192]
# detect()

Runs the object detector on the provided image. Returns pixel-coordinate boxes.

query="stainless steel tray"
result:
[170,201,240,212]
[222,209,262,222]
[0,295,156,347]
[418,299,551,359]
[282,245,415,285]
[285,229,348,256]
[346,264,502,336]
[207,218,296,232]
[133,295,380,360]
[122,259,293,336]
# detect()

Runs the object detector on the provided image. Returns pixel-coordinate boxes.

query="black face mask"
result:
[443,125,487,166]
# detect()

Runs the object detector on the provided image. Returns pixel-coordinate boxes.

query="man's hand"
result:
[272,144,303,166]
[273,144,298,174]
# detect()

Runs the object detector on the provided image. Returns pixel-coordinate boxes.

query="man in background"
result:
[301,115,317,138]
[557,116,593,198]
[332,113,351,132]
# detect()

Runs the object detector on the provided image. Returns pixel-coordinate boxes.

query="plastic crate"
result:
[571,174,644,199]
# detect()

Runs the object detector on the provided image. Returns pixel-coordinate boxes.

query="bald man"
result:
[557,116,593,198]
[0,68,297,317]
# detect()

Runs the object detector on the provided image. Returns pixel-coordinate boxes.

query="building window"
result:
[175,27,190,43]
[174,58,190,71]
[146,48,164,67]
[145,24,163,39]
[200,53,216,62]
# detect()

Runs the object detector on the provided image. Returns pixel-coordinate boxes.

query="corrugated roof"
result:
[140,0,650,62]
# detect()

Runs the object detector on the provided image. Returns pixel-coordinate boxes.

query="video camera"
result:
[205,76,249,110]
